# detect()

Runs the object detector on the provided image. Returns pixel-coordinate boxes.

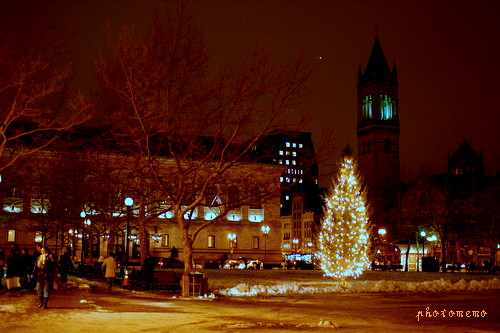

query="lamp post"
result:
[420,230,426,258]
[227,233,236,258]
[420,230,427,272]
[80,211,86,264]
[292,238,299,253]
[378,228,387,264]
[124,197,134,270]
[261,225,270,262]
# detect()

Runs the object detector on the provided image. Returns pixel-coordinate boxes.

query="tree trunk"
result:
[440,241,447,272]
[405,240,411,272]
[179,219,194,274]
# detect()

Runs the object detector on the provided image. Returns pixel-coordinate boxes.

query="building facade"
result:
[0,146,286,267]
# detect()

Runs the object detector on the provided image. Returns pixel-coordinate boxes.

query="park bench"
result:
[151,270,181,292]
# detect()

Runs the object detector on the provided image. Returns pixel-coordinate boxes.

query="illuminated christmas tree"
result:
[317,146,371,281]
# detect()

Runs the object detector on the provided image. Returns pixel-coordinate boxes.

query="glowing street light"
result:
[378,228,387,264]
[227,233,237,258]
[124,197,134,270]
[80,211,86,264]
[261,225,270,262]
[292,238,299,253]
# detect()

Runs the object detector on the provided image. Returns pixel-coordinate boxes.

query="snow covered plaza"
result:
[1,270,499,332]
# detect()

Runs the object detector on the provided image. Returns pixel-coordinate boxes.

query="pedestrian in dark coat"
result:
[141,253,156,289]
[0,246,5,289]
[19,248,32,289]
[59,251,73,289]
[170,246,179,258]
[32,246,57,308]
[6,247,21,290]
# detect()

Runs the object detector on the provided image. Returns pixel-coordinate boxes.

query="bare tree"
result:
[0,4,90,173]
[475,178,500,268]
[95,3,312,272]
[401,172,456,272]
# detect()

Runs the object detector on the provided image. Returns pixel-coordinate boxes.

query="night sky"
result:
[6,0,500,185]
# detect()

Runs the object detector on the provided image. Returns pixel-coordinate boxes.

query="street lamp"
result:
[292,238,299,253]
[420,230,427,258]
[80,211,86,264]
[124,197,134,270]
[378,228,387,264]
[261,225,270,262]
[420,230,427,272]
[227,234,237,258]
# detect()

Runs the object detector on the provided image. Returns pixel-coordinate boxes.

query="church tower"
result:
[356,35,400,228]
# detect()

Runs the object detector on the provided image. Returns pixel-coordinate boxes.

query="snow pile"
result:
[218,278,500,296]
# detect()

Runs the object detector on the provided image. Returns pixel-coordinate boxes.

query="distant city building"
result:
[356,36,499,271]
[251,131,323,256]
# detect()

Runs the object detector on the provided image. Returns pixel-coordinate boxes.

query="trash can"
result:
[422,257,439,272]
[181,272,208,297]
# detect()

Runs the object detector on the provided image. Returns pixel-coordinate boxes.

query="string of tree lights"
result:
[317,146,371,281]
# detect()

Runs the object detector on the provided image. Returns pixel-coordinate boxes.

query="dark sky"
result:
[8,0,500,184]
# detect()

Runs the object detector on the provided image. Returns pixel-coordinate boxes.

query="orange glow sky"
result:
[6,0,499,184]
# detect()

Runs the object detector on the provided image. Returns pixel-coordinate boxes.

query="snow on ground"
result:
[218,277,500,296]
[45,270,500,299]
[209,269,500,297]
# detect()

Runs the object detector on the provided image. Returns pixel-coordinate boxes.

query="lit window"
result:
[292,160,296,165]
[34,231,43,243]
[363,95,373,119]
[8,230,16,243]
[279,160,283,164]
[286,142,290,147]
[279,150,284,155]
[292,151,297,157]
[286,160,289,165]
[286,151,290,155]
[292,143,297,148]
[299,144,303,148]
[285,195,290,200]
[162,234,169,247]
[208,235,215,248]
[280,177,284,182]
[380,95,393,120]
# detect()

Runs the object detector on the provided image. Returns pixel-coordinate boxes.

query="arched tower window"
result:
[250,186,262,209]
[380,95,393,120]
[204,185,218,206]
[362,95,373,119]
[228,185,240,209]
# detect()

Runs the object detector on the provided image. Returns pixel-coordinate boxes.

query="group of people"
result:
[0,244,33,290]
[0,244,74,309]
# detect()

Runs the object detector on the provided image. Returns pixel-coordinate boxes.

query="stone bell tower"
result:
[356,34,400,228]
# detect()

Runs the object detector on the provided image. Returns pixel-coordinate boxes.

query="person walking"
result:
[0,246,5,289]
[141,253,156,290]
[32,246,57,309]
[29,244,42,290]
[101,252,118,293]
[6,246,21,290]
[59,251,73,289]
[19,248,32,289]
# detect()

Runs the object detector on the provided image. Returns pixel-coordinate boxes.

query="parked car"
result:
[154,257,185,269]
[222,257,263,269]
[285,259,316,270]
